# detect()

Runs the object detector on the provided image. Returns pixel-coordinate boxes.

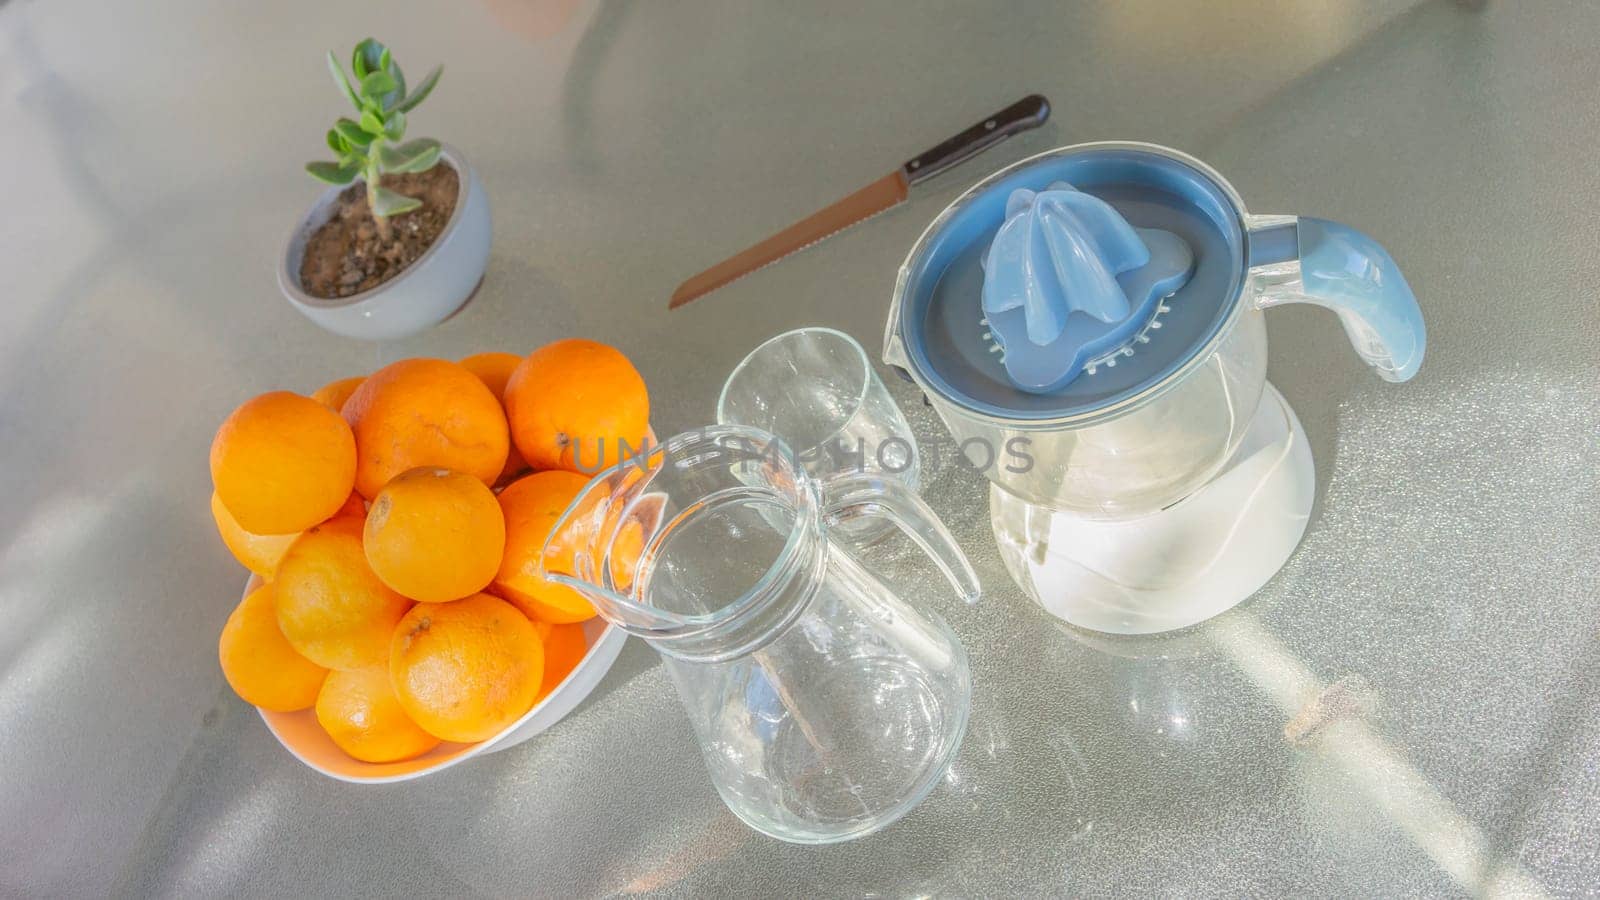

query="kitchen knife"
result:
[668,94,1051,310]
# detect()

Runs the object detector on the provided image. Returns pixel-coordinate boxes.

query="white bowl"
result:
[278,143,492,341]
[245,575,627,784]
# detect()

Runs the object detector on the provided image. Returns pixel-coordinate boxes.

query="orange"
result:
[495,449,531,488]
[460,351,529,482]
[332,491,368,520]
[607,518,646,593]
[492,471,597,624]
[210,490,298,577]
[390,593,545,742]
[210,491,364,577]
[275,517,412,669]
[340,358,510,499]
[210,391,357,534]
[315,667,441,763]
[531,621,588,702]
[504,339,649,474]
[218,582,328,711]
[458,351,522,399]
[364,467,506,603]
[311,376,366,412]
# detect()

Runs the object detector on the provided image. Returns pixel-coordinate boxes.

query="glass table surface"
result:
[2,0,1596,895]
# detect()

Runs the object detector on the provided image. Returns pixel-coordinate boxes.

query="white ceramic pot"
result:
[279,144,491,341]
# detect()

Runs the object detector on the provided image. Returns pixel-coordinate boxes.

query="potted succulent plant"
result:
[279,39,491,341]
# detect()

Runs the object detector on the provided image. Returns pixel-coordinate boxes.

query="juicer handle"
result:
[1249,216,1426,383]
[822,473,982,605]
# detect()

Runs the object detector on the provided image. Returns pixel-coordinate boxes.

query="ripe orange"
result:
[340,358,510,499]
[607,518,646,593]
[504,339,649,474]
[460,351,529,482]
[364,467,506,603]
[210,490,298,577]
[458,352,522,399]
[211,490,364,577]
[218,582,328,711]
[311,376,366,412]
[531,620,588,702]
[495,449,531,488]
[492,471,597,624]
[390,593,545,742]
[210,391,357,534]
[275,517,412,669]
[315,667,441,763]
[332,491,368,520]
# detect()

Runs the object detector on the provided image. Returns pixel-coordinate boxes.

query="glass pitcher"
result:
[883,142,1425,519]
[540,425,981,844]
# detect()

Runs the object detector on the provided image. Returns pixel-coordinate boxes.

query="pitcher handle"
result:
[821,473,982,605]
[1247,215,1426,383]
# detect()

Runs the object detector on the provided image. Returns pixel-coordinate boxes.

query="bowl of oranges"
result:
[210,340,650,783]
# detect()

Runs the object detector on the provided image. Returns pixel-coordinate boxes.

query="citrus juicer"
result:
[883,142,1425,634]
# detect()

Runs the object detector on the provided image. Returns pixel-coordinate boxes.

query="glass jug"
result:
[541,425,981,844]
[883,142,1425,519]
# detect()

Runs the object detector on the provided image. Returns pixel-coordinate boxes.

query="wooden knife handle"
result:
[900,94,1051,186]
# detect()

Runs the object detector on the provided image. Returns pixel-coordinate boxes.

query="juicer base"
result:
[991,382,1314,634]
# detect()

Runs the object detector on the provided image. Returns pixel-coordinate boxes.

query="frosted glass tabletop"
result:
[3,0,1596,895]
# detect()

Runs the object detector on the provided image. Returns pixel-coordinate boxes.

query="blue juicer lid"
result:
[901,146,1249,422]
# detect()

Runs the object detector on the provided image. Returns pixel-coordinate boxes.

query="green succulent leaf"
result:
[326,128,345,155]
[335,117,374,146]
[360,70,397,100]
[327,52,361,110]
[306,160,361,185]
[393,66,441,114]
[358,108,386,136]
[382,62,407,111]
[378,47,391,73]
[370,185,423,218]
[377,138,441,173]
[352,38,384,80]
[383,109,406,142]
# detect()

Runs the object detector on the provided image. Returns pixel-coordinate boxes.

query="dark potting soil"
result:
[298,165,460,299]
